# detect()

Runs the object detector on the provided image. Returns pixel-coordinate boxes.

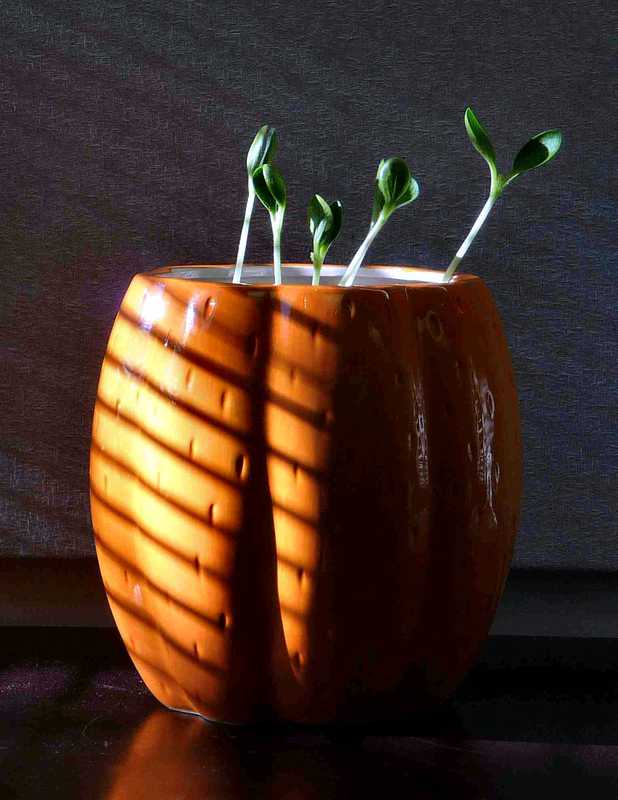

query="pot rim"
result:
[144,263,480,291]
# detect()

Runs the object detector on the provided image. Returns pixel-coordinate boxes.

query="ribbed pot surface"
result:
[90,264,522,724]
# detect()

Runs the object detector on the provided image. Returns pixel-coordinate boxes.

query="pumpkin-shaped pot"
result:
[90,264,521,724]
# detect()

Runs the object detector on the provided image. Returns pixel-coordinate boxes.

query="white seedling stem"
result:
[233,183,255,284]
[444,189,500,283]
[272,212,283,285]
[312,255,322,285]
[339,215,386,287]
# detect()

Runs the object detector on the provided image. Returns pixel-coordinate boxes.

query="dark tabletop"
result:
[1,629,618,799]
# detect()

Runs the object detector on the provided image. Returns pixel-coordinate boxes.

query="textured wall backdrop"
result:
[0,0,616,568]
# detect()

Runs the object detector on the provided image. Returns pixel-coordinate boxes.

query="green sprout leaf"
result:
[508,129,562,183]
[233,124,278,284]
[253,163,286,216]
[371,170,386,224]
[340,157,419,287]
[377,157,419,211]
[247,124,278,175]
[444,108,562,282]
[308,193,332,235]
[253,163,287,285]
[464,107,497,179]
[308,194,343,285]
[372,158,420,223]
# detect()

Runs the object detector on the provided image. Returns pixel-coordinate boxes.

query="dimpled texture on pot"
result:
[89,265,522,724]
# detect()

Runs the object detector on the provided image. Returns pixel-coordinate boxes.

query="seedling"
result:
[444,107,562,282]
[233,125,277,284]
[253,163,287,285]
[307,194,343,285]
[339,158,419,287]
[229,112,560,287]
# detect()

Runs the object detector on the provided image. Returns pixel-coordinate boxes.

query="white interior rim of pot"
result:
[153,265,449,285]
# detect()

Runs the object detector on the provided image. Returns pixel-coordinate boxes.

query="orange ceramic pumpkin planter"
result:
[90,264,521,724]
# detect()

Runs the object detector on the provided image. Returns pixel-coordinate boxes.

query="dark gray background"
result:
[1,0,616,571]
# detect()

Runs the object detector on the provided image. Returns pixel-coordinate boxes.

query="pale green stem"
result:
[311,230,324,285]
[444,188,500,283]
[339,214,387,287]
[312,254,323,286]
[233,183,255,284]
[272,214,282,285]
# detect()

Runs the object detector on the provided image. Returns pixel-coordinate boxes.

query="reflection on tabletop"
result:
[102,709,492,800]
